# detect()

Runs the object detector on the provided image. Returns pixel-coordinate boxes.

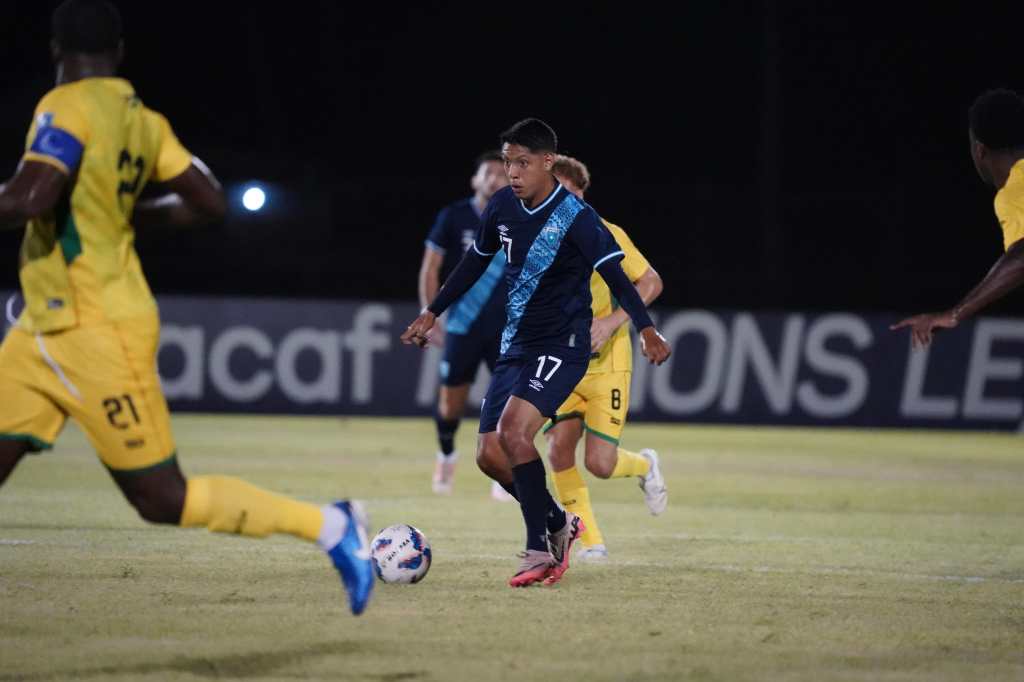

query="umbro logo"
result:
[497,224,509,234]
[528,379,544,392]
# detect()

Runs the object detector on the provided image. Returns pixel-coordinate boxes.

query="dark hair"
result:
[499,118,558,153]
[52,0,122,54]
[969,89,1024,151]
[475,150,503,170]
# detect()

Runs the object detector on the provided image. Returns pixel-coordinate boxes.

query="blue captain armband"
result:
[29,125,84,172]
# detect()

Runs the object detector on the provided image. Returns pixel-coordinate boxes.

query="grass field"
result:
[1,415,1023,681]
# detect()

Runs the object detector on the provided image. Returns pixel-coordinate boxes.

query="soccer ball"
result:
[370,524,432,584]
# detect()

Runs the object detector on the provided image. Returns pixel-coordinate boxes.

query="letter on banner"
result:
[721,314,804,414]
[276,329,342,403]
[796,314,871,418]
[343,304,392,404]
[651,311,727,414]
[209,327,274,402]
[159,325,205,399]
[963,319,1024,420]
[899,344,957,419]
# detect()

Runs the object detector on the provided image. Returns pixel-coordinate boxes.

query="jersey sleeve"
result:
[22,88,90,175]
[568,207,624,269]
[605,221,651,281]
[995,192,1024,251]
[472,196,500,256]
[425,206,453,253]
[152,113,193,182]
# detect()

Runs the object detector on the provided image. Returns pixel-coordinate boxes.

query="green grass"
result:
[2,415,1023,681]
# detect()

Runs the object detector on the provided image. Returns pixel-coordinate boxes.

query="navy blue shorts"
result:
[478,350,589,434]
[439,328,500,387]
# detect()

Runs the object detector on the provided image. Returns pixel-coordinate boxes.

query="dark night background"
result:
[1,3,1022,316]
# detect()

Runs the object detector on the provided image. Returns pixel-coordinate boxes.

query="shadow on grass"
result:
[1,640,424,680]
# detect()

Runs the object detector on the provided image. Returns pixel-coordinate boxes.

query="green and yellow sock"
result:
[610,448,651,479]
[181,475,324,542]
[552,466,604,548]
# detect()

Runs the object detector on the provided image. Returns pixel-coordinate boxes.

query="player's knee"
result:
[438,400,464,421]
[438,401,456,421]
[496,420,529,457]
[496,429,521,459]
[547,441,575,471]
[475,436,506,479]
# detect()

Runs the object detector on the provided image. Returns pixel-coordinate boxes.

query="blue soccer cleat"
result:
[323,500,374,615]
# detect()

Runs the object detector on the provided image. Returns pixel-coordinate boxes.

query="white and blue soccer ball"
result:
[370,524,432,584]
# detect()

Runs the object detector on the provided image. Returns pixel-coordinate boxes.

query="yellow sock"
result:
[610,448,650,478]
[181,475,324,542]
[552,466,604,547]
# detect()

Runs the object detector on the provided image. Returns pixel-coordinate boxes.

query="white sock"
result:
[316,504,349,551]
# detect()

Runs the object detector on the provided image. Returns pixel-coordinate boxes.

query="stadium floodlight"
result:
[242,185,267,212]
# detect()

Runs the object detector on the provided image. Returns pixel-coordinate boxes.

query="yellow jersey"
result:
[586,220,651,375]
[17,77,192,333]
[995,158,1024,251]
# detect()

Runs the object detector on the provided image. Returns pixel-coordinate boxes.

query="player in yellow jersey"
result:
[543,155,666,561]
[0,0,373,615]
[893,89,1024,347]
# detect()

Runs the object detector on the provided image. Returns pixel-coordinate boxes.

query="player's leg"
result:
[500,352,590,585]
[476,358,558,585]
[432,331,475,493]
[499,396,586,585]
[476,430,515,497]
[65,318,374,613]
[475,357,519,501]
[498,396,565,585]
[480,329,515,501]
[545,387,606,555]
[432,383,470,494]
[548,413,602,552]
[0,327,67,488]
[0,439,30,487]
[581,372,667,515]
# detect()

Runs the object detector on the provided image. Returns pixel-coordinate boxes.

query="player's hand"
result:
[425,316,446,348]
[590,315,617,352]
[401,310,437,348]
[639,327,671,366]
[890,310,957,349]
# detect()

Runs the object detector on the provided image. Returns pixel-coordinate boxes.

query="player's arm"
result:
[570,214,670,364]
[0,161,68,230]
[418,247,444,309]
[402,207,499,347]
[594,260,670,364]
[891,238,1024,348]
[401,246,492,347]
[133,157,226,228]
[416,246,448,346]
[591,266,663,351]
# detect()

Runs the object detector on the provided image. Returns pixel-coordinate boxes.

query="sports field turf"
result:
[1,415,1022,681]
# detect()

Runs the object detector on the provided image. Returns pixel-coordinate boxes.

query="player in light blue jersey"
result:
[418,152,510,498]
